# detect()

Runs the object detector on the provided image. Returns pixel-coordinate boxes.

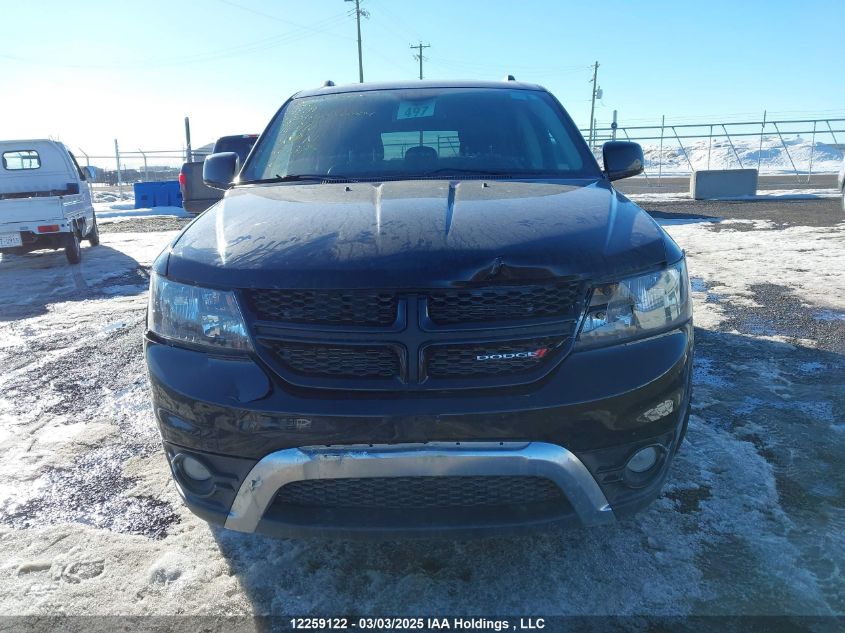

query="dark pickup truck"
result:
[146,80,693,538]
[178,134,257,215]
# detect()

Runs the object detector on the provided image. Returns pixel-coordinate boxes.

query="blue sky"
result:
[0,0,841,156]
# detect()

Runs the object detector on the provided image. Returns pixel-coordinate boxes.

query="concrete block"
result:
[690,169,758,200]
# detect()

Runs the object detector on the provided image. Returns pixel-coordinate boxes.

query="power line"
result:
[367,0,424,41]
[410,42,431,80]
[363,43,414,76]
[0,10,352,70]
[216,0,354,39]
[425,56,589,74]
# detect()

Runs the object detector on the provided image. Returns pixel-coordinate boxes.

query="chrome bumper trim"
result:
[224,441,614,533]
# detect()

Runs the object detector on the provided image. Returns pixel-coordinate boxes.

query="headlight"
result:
[148,274,252,351]
[575,259,691,348]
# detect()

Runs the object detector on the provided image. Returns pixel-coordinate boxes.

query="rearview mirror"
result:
[602,141,644,181]
[203,152,239,190]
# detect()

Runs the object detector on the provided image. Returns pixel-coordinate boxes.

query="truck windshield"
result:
[242,87,600,182]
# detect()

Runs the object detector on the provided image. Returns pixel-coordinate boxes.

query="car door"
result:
[67,149,94,216]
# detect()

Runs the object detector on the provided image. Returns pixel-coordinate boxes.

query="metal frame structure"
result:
[582,116,845,182]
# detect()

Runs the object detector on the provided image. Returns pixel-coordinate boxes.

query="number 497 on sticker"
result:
[397,99,436,120]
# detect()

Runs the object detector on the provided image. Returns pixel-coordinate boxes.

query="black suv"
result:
[145,80,693,538]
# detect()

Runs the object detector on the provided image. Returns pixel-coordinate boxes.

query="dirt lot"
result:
[0,194,842,626]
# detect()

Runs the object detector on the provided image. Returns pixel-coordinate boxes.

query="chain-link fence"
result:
[76,149,187,187]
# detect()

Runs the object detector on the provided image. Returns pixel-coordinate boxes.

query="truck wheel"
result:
[64,231,82,264]
[87,214,101,246]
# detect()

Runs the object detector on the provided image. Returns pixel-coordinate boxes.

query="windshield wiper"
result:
[240,174,331,184]
[418,168,515,177]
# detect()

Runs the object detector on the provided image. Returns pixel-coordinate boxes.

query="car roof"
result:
[0,139,66,148]
[293,79,548,99]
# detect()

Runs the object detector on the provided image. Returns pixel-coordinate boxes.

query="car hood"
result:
[165,179,673,288]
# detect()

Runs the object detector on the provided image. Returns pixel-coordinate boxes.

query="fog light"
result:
[626,446,659,473]
[181,455,212,482]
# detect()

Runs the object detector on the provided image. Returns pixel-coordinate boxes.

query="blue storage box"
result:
[153,183,170,207]
[133,182,156,209]
[134,180,181,208]
[163,181,182,207]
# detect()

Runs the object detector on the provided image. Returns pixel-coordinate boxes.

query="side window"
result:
[2,150,41,170]
[67,151,86,180]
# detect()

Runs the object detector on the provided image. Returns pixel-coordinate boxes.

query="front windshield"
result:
[242,87,600,182]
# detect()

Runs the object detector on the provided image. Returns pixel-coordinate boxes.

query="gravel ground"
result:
[0,196,842,628]
[98,217,192,234]
[615,173,840,195]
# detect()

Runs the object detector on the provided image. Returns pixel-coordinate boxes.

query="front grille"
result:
[275,476,565,509]
[247,283,580,389]
[245,289,397,326]
[425,337,564,378]
[427,283,580,325]
[265,341,400,378]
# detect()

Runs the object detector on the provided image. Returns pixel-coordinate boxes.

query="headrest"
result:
[404,145,437,162]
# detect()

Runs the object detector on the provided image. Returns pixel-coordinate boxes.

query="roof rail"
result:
[504,74,516,81]
[321,80,336,87]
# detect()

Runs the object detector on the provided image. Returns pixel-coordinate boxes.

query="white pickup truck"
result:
[0,139,99,264]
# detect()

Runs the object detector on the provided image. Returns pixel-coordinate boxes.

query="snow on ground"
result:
[630,188,841,203]
[93,199,190,225]
[92,190,133,204]
[661,219,845,331]
[0,209,842,619]
[636,135,843,176]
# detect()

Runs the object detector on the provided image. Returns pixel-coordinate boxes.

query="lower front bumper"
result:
[226,442,614,536]
[166,437,680,538]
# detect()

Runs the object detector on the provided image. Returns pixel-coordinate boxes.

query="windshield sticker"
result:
[397,100,436,120]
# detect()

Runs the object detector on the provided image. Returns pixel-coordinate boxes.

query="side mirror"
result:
[82,166,97,181]
[203,152,239,190]
[602,141,644,181]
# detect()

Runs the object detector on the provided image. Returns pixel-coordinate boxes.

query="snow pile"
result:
[94,204,190,223]
[92,198,190,223]
[636,136,843,175]
[629,187,840,203]
[661,219,845,331]
[92,191,134,204]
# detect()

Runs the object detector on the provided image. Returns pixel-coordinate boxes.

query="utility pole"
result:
[345,0,367,83]
[114,139,123,199]
[410,41,430,80]
[184,116,192,163]
[588,61,599,149]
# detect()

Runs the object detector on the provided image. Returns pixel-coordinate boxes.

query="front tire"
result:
[87,214,100,246]
[64,231,82,264]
